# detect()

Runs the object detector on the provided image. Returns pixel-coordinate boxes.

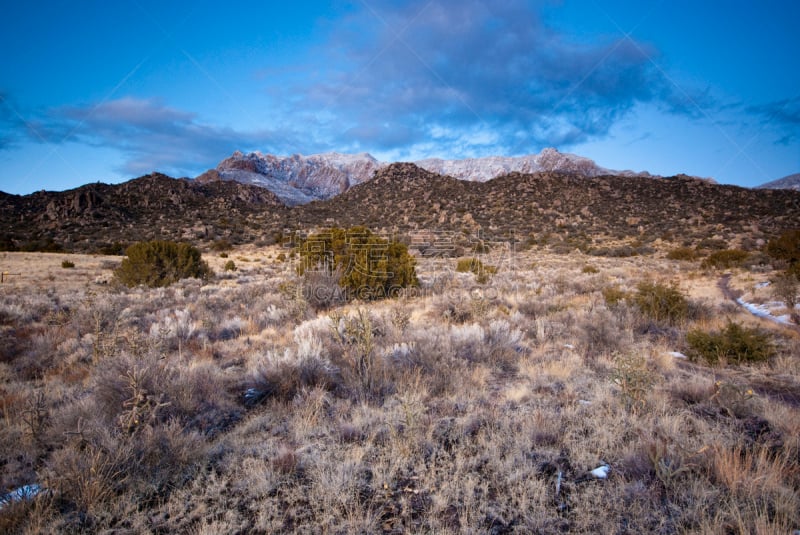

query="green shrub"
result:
[114,241,212,288]
[633,281,689,324]
[611,352,655,413]
[687,322,774,365]
[97,242,126,256]
[223,260,237,272]
[296,227,417,300]
[772,274,799,322]
[581,265,599,274]
[455,258,475,273]
[455,257,497,284]
[766,229,800,277]
[219,252,229,258]
[701,249,749,270]
[276,252,287,262]
[61,260,75,269]
[666,247,698,261]
[602,286,628,307]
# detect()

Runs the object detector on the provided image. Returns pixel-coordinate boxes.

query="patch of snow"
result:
[244,388,261,403]
[736,298,793,325]
[577,399,592,405]
[590,464,610,479]
[0,484,42,509]
[668,351,688,359]
[563,344,575,350]
[756,281,771,288]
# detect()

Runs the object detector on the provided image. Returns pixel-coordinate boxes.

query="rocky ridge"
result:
[199,148,656,205]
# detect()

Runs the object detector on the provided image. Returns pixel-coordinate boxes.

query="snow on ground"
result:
[0,484,42,509]
[736,298,795,325]
[590,464,610,479]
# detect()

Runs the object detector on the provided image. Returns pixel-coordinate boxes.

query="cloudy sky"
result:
[1,0,797,194]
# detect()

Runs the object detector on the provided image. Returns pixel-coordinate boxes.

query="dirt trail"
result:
[717,273,740,301]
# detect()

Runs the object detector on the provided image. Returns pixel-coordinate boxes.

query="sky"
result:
[0,0,798,194]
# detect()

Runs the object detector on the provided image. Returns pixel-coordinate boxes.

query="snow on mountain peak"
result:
[204,148,654,205]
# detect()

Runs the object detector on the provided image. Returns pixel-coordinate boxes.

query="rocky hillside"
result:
[199,148,656,205]
[294,163,800,253]
[2,165,798,254]
[0,173,287,252]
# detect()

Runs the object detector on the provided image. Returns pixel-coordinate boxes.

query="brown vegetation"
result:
[1,245,798,533]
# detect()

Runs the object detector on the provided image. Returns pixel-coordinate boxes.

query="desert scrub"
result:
[611,352,655,413]
[666,247,698,261]
[633,281,689,324]
[766,229,800,276]
[772,273,799,323]
[701,249,749,270]
[61,260,75,268]
[296,226,418,300]
[329,308,380,400]
[223,260,237,272]
[602,285,628,307]
[686,321,775,365]
[114,241,212,288]
[455,257,497,284]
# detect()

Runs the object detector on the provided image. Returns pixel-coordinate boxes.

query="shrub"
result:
[701,249,749,270]
[666,247,698,261]
[581,264,599,274]
[687,321,775,364]
[114,241,212,288]
[211,239,232,252]
[633,281,689,325]
[455,257,497,284]
[611,352,654,413]
[223,260,237,272]
[296,227,418,300]
[329,308,383,400]
[246,354,336,405]
[766,229,800,277]
[97,242,126,255]
[772,274,798,318]
[765,229,800,266]
[219,252,229,258]
[61,260,75,269]
[602,285,628,307]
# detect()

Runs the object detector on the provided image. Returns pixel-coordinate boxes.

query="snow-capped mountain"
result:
[196,148,654,205]
[757,173,800,191]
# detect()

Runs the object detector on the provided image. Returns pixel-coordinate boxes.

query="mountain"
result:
[293,163,800,252]
[197,151,383,205]
[757,173,800,191]
[3,165,799,254]
[198,148,655,205]
[0,173,287,252]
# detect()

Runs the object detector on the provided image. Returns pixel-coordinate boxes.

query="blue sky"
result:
[1,0,797,194]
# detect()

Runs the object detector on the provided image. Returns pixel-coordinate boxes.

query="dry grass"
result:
[1,247,799,533]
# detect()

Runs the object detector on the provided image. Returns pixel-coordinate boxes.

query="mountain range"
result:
[2,162,799,254]
[196,148,659,205]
